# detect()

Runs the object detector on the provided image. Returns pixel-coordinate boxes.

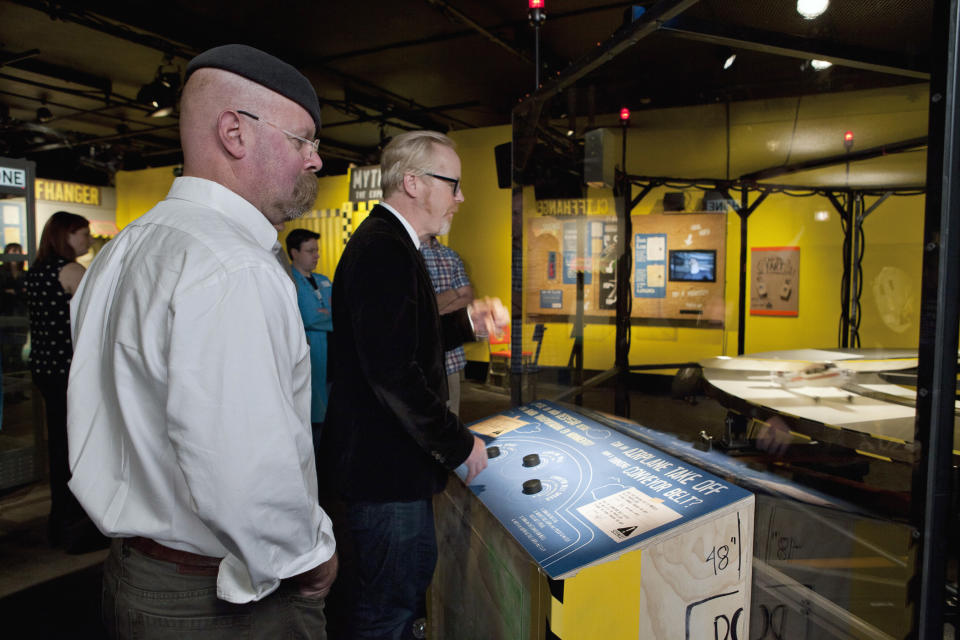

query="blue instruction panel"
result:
[456,400,752,579]
[562,221,592,285]
[539,289,563,309]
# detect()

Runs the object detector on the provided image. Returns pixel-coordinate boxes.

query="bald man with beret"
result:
[66,44,337,638]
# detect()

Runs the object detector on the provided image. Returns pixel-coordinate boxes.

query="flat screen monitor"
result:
[668,250,716,282]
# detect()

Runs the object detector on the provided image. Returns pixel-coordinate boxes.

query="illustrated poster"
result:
[751,246,800,316]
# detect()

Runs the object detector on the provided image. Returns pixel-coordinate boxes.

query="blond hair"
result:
[380,130,455,198]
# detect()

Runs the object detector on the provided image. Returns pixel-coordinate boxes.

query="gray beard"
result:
[438,217,452,236]
[278,173,319,221]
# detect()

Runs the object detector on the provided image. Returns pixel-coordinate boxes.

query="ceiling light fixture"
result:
[723,52,737,70]
[137,58,181,118]
[36,104,53,123]
[797,0,829,19]
[810,59,833,70]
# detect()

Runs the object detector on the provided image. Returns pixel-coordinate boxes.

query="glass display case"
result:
[483,6,957,638]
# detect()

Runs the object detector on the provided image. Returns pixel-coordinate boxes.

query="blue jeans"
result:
[346,499,437,640]
[101,539,327,639]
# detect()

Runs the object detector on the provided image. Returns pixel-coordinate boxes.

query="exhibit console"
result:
[432,400,755,640]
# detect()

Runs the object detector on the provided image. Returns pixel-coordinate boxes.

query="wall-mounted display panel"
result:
[526,210,726,324]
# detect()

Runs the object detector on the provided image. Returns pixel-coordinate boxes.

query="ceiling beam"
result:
[531,0,700,104]
[0,48,41,66]
[321,100,481,130]
[319,2,639,64]
[660,16,930,80]
[423,0,532,64]
[740,136,928,182]
[5,56,114,95]
[24,123,179,153]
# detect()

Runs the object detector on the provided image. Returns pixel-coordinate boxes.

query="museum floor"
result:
[0,378,725,638]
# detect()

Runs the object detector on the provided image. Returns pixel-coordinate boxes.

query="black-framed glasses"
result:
[237,109,320,157]
[424,172,461,195]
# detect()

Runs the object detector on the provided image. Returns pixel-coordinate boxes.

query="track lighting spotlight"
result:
[137,60,181,118]
[36,105,53,123]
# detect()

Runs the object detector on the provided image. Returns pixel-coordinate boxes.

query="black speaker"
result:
[583,128,614,188]
[494,142,511,189]
[663,192,686,212]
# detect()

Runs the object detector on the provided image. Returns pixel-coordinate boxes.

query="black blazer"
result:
[320,205,475,502]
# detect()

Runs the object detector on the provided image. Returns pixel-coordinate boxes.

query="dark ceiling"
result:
[0,0,935,185]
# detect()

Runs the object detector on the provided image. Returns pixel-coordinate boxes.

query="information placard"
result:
[750,246,800,316]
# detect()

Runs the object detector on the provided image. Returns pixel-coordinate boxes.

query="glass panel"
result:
[0,198,38,492]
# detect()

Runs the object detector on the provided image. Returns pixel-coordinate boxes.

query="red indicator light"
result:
[620,107,630,121]
[529,0,544,8]
[844,130,854,142]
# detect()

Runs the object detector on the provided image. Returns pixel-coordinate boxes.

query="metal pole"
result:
[913,0,960,636]
[509,112,525,406]
[615,120,632,417]
[737,187,749,355]
[534,25,541,89]
[850,192,862,348]
[573,270,584,406]
[840,194,854,348]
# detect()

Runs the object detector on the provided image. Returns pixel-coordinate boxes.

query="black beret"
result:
[185,44,321,131]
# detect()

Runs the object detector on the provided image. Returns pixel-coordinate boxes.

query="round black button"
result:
[522,479,542,495]
[522,453,540,467]
[486,446,500,459]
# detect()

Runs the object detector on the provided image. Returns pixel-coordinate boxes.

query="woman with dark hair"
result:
[24,210,103,552]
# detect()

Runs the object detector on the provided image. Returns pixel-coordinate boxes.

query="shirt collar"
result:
[379,201,420,250]
[167,177,278,251]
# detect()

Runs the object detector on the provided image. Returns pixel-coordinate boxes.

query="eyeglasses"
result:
[237,109,320,157]
[424,172,461,195]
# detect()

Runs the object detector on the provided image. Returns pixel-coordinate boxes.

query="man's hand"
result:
[293,551,338,598]
[467,296,509,339]
[463,435,489,485]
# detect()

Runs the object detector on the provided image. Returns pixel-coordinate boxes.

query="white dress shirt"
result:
[67,177,335,603]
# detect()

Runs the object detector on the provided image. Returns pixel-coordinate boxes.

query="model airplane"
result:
[771,362,855,389]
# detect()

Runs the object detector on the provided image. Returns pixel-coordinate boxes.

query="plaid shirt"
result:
[421,237,469,375]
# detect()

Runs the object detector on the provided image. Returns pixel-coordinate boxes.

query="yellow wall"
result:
[115,166,176,228]
[472,84,927,369]
[114,83,928,370]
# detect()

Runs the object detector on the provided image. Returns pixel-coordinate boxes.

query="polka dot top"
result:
[25,257,74,377]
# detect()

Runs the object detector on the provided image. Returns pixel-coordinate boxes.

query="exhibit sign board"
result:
[526,211,725,323]
[35,178,101,206]
[0,166,26,190]
[462,400,752,578]
[348,164,382,202]
[750,246,800,316]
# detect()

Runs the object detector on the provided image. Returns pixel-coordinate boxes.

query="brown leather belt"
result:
[127,536,222,576]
